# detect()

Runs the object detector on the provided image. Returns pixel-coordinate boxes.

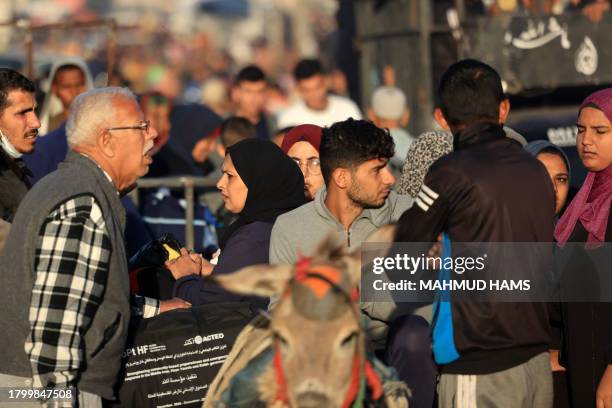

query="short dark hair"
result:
[0,68,35,114]
[320,118,394,184]
[438,59,504,128]
[220,116,256,148]
[293,59,324,81]
[235,65,266,85]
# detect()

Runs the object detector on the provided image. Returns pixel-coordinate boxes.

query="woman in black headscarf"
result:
[171,138,307,305]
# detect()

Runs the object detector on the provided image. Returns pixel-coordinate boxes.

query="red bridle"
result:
[271,256,382,406]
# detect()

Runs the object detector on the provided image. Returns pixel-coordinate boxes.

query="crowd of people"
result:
[0,46,610,408]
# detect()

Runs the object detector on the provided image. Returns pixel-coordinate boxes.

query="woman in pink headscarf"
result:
[555,88,612,408]
[280,124,324,200]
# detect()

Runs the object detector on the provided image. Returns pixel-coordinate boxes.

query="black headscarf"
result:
[218,139,307,249]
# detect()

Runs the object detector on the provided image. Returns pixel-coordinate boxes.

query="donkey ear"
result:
[342,255,362,287]
[312,230,347,262]
[349,223,396,262]
[212,264,294,297]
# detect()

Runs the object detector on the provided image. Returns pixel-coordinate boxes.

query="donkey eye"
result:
[340,332,358,348]
[274,332,289,348]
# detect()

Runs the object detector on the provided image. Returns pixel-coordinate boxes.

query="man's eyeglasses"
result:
[107,120,150,133]
[292,157,321,175]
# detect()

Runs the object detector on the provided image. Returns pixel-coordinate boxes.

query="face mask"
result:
[0,129,22,159]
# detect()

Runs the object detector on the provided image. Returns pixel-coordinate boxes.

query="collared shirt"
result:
[25,193,159,390]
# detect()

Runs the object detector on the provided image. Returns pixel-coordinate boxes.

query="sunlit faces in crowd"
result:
[232,65,268,122]
[217,153,248,213]
[287,141,324,200]
[142,94,171,140]
[536,150,570,215]
[577,106,612,172]
[347,157,395,209]
[52,66,87,109]
[297,74,328,111]
[281,124,324,201]
[0,89,40,154]
[106,97,158,188]
[233,80,267,118]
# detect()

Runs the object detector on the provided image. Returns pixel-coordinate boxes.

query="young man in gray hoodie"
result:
[270,119,413,337]
[270,118,412,264]
[270,119,439,408]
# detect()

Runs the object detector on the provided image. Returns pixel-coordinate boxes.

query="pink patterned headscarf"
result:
[555,88,612,247]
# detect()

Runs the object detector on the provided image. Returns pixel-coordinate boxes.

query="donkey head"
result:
[212,226,396,408]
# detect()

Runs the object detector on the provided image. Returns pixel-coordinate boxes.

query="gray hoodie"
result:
[269,186,414,345]
[270,187,413,264]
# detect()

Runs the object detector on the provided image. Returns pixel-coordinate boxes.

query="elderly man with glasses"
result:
[0,87,200,407]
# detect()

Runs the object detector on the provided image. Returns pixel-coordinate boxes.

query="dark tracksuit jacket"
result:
[559,218,612,406]
[0,147,31,222]
[395,122,556,374]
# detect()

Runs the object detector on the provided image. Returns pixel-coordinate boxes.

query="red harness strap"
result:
[350,287,359,302]
[274,350,383,408]
[273,256,381,406]
[341,353,362,408]
[365,360,383,400]
[294,254,312,282]
[340,352,384,407]
[273,343,289,405]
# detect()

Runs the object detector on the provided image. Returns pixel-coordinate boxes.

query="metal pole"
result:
[454,0,466,23]
[417,0,434,134]
[28,19,116,31]
[25,24,33,79]
[106,18,117,85]
[128,176,218,248]
[18,18,131,83]
[184,178,195,250]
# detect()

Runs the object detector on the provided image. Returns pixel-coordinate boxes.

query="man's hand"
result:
[597,365,612,408]
[201,259,214,276]
[426,234,443,269]
[188,251,215,276]
[159,297,192,313]
[549,349,566,372]
[165,248,202,280]
[192,138,216,163]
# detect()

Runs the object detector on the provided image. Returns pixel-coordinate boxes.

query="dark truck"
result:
[356,0,612,187]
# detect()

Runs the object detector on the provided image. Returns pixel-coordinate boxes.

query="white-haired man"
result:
[0,87,199,407]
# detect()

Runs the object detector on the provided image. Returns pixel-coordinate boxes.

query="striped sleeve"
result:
[395,163,461,243]
[415,183,440,212]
